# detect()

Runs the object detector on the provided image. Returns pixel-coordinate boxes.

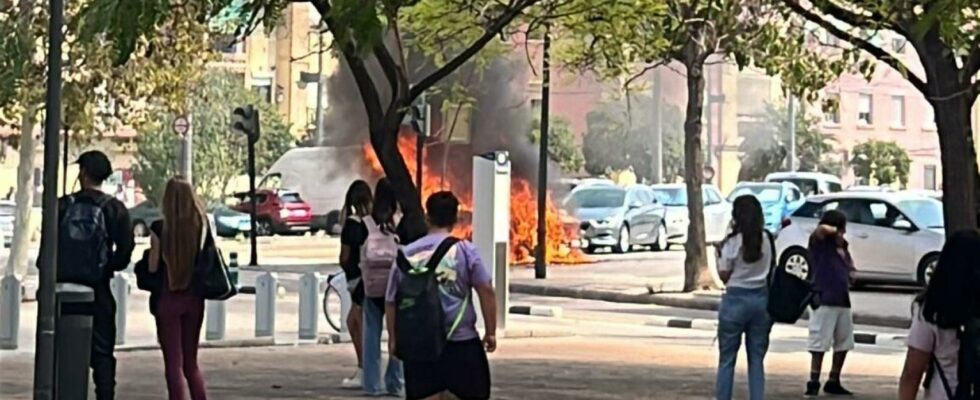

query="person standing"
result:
[148,178,208,400]
[55,150,134,400]
[358,178,403,396]
[715,195,773,400]
[899,230,980,399]
[337,180,372,389]
[386,191,497,400]
[805,210,856,397]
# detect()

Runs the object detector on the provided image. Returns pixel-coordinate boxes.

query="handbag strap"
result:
[932,356,956,399]
[764,231,777,287]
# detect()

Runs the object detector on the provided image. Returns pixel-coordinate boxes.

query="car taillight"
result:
[279,209,291,219]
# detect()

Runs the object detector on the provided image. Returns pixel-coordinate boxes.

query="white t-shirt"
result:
[908,304,960,399]
[718,233,772,290]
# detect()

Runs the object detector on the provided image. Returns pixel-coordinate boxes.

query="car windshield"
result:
[897,199,944,229]
[568,189,626,208]
[729,185,782,203]
[773,178,817,197]
[652,188,687,206]
[280,193,303,203]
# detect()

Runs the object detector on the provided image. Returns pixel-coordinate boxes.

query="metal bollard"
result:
[298,272,321,340]
[0,274,21,349]
[255,272,277,338]
[110,272,129,345]
[205,300,226,341]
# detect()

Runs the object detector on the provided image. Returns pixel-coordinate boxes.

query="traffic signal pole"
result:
[535,24,551,280]
[233,106,261,266]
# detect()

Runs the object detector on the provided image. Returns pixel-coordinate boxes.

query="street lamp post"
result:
[535,23,551,280]
[34,0,65,397]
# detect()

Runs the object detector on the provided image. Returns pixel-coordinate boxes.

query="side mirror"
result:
[629,201,643,209]
[892,220,915,231]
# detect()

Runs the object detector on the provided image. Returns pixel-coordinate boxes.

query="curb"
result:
[115,336,333,353]
[508,305,563,318]
[511,283,911,329]
[854,332,907,346]
[644,315,718,331]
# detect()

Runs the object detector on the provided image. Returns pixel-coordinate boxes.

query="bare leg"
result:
[349,305,364,367]
[829,351,847,383]
[809,351,825,383]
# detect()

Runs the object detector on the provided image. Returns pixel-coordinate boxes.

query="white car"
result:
[650,184,732,246]
[765,171,843,197]
[775,192,944,286]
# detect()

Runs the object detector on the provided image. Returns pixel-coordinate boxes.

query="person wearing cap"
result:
[57,150,135,399]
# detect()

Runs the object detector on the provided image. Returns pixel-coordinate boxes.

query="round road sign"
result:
[172,116,190,136]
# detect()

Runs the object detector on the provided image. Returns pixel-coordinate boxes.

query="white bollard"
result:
[255,272,278,338]
[205,300,226,341]
[110,272,130,345]
[298,272,321,340]
[0,274,21,350]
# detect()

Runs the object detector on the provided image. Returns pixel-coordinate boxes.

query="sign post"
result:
[173,115,192,184]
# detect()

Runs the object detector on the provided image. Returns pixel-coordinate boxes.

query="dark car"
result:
[563,184,667,253]
[130,201,163,237]
[209,204,252,238]
[232,189,313,236]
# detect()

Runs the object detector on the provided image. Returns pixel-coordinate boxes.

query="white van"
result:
[765,172,843,197]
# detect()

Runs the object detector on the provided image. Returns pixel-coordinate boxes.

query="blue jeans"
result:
[362,298,403,395]
[716,287,772,400]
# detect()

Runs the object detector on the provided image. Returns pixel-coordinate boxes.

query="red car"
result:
[232,189,312,236]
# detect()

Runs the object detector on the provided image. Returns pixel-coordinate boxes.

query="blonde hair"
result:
[161,177,205,291]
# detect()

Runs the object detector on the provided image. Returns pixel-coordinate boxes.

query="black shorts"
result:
[404,338,490,400]
[350,281,365,307]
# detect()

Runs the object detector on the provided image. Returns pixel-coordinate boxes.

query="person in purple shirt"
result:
[385,191,498,400]
[805,210,856,397]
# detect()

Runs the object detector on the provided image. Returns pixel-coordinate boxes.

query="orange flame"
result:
[361,132,586,265]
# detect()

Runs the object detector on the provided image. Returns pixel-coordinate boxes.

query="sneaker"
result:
[804,381,821,397]
[341,369,362,389]
[824,381,854,396]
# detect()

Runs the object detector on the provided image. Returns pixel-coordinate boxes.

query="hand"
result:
[387,337,397,359]
[483,334,497,353]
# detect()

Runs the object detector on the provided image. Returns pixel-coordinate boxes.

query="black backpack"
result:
[394,236,460,363]
[766,232,815,324]
[56,194,111,287]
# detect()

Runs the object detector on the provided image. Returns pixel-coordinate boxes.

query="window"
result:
[824,93,841,124]
[923,103,937,130]
[704,189,721,205]
[858,93,873,125]
[924,165,938,191]
[253,85,272,103]
[890,95,905,128]
[891,37,907,53]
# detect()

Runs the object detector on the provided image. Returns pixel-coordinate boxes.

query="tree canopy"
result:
[529,117,585,174]
[583,97,684,183]
[850,140,911,188]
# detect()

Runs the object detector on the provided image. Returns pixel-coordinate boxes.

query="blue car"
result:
[727,182,805,233]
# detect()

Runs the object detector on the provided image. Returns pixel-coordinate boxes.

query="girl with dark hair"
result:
[338,180,372,389]
[899,230,980,399]
[715,195,773,400]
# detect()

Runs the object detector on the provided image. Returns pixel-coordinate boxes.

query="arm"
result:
[148,233,160,273]
[339,245,352,267]
[385,302,398,356]
[108,203,135,271]
[474,282,497,352]
[811,224,837,241]
[898,346,930,400]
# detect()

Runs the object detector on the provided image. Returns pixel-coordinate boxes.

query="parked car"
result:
[728,182,805,233]
[208,204,252,238]
[650,184,732,246]
[231,189,312,236]
[563,184,667,253]
[129,201,162,237]
[775,191,944,286]
[765,171,842,197]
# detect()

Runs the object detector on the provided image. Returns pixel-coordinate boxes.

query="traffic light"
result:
[232,105,261,144]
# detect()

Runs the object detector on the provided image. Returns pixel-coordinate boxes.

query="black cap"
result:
[75,150,113,182]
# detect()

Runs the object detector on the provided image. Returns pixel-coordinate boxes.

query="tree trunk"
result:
[6,105,38,277]
[682,59,711,292]
[372,120,427,240]
[932,94,980,233]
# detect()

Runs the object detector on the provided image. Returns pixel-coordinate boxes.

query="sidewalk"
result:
[0,335,902,399]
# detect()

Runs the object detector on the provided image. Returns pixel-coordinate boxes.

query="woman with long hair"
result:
[715,195,773,400]
[337,180,372,389]
[899,230,980,399]
[148,177,208,400]
[360,178,403,396]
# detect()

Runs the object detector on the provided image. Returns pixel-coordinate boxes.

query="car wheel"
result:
[779,247,810,280]
[583,245,597,255]
[133,221,148,237]
[613,225,631,254]
[652,224,669,252]
[256,220,273,237]
[917,253,940,286]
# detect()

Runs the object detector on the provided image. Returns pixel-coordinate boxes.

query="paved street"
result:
[1,311,905,399]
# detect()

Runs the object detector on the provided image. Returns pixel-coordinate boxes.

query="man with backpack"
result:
[385,191,497,400]
[54,150,135,400]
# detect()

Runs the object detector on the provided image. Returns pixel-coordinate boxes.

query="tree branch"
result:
[781,0,928,95]
[408,0,540,102]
